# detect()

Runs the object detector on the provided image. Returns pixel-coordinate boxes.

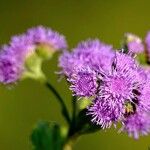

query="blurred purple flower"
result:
[145,31,150,52]
[26,26,67,50]
[125,33,144,54]
[121,109,150,139]
[0,53,23,84]
[59,39,115,76]
[0,26,67,84]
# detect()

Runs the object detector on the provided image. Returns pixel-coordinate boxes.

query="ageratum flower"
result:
[138,68,150,112]
[88,97,124,128]
[59,51,87,76]
[26,26,67,50]
[114,51,138,71]
[0,42,30,84]
[139,82,150,112]
[125,33,144,54]
[73,39,115,72]
[99,52,140,103]
[59,39,115,76]
[0,53,22,84]
[145,32,150,56]
[121,109,150,139]
[68,67,98,97]
[0,26,67,84]
[87,52,146,128]
[10,26,67,59]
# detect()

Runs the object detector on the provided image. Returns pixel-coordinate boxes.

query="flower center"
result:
[77,74,95,93]
[108,76,130,97]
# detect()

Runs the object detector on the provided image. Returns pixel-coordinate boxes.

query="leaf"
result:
[31,121,63,150]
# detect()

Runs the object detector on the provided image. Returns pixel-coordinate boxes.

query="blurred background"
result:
[0,0,150,149]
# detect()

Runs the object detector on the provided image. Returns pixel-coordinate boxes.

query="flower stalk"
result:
[45,81,71,124]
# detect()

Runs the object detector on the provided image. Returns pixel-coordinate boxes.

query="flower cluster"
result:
[1,26,150,140]
[59,39,115,76]
[59,38,150,139]
[0,26,67,84]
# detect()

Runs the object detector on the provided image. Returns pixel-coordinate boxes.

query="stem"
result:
[45,82,71,124]
[63,144,72,150]
[68,96,78,138]
[63,134,79,150]
[72,96,77,126]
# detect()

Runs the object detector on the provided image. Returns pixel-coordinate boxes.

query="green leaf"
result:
[31,121,63,150]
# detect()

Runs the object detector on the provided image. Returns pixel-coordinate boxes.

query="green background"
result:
[0,0,150,149]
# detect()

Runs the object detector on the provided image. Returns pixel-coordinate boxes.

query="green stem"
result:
[72,96,77,126]
[68,96,78,138]
[45,82,71,124]
[63,134,79,150]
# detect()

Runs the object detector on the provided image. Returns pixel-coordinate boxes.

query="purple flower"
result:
[0,42,30,84]
[9,26,67,59]
[58,51,87,76]
[138,68,150,111]
[125,33,144,54]
[0,53,23,84]
[68,68,98,97]
[0,26,67,84]
[59,39,115,76]
[128,41,144,54]
[98,52,140,103]
[139,82,150,111]
[88,97,124,128]
[114,51,138,71]
[87,52,146,128]
[121,110,150,139]
[145,32,150,57]
[26,26,67,50]
[72,39,115,71]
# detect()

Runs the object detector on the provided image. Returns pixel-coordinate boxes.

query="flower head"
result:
[87,52,147,128]
[139,82,150,111]
[68,68,97,97]
[125,33,144,54]
[121,110,150,139]
[114,51,138,71]
[72,39,115,71]
[138,69,150,111]
[88,97,124,128]
[59,39,115,76]
[0,53,23,84]
[145,32,150,55]
[98,52,141,103]
[58,51,87,76]
[26,26,67,50]
[0,26,67,84]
